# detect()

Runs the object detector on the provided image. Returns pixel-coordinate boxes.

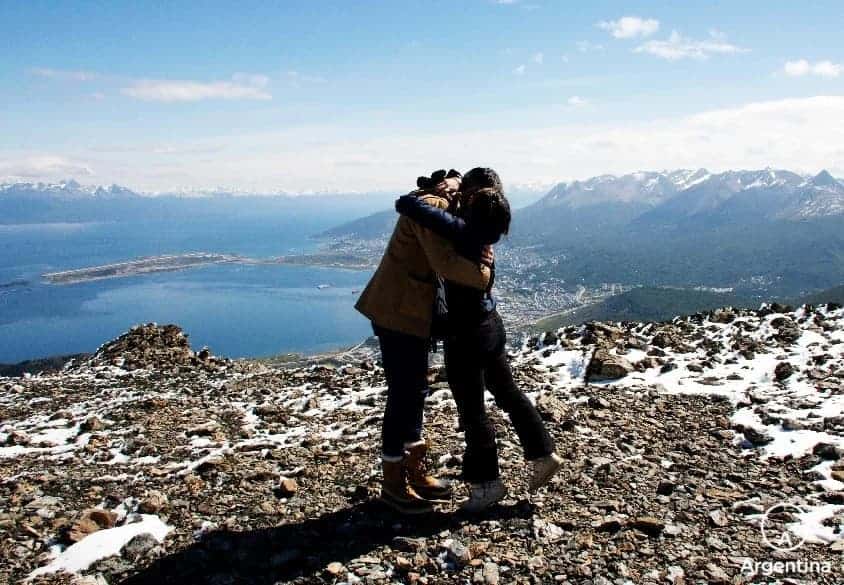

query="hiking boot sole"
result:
[379,492,434,515]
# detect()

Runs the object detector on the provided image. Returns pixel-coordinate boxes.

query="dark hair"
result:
[467,188,511,244]
[462,167,502,193]
[416,168,462,190]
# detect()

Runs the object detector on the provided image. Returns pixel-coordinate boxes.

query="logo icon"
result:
[760,502,807,552]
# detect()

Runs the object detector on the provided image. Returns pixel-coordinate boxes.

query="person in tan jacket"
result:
[355,169,494,514]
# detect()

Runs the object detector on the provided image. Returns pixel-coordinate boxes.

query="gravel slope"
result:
[1,304,843,584]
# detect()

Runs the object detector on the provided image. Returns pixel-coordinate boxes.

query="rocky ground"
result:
[1,305,843,584]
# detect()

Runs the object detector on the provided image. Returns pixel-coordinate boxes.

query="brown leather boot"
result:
[404,441,453,502]
[380,459,434,515]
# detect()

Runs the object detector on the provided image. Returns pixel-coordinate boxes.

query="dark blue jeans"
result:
[375,325,429,460]
[445,311,554,482]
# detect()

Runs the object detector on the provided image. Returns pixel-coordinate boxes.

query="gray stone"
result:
[121,533,160,562]
[586,350,634,381]
[482,562,500,585]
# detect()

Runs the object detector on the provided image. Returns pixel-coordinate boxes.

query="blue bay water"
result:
[0,218,375,363]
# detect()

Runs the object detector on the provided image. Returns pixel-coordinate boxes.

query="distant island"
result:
[41,251,376,285]
[277,252,375,270]
[42,253,245,284]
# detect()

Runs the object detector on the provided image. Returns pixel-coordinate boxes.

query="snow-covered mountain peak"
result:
[0,179,140,200]
[665,168,710,190]
[811,169,840,189]
[543,170,704,208]
[530,167,844,223]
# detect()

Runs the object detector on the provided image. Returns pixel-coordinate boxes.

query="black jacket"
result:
[395,195,497,331]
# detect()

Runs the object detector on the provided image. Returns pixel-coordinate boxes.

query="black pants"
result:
[375,325,428,460]
[444,311,554,483]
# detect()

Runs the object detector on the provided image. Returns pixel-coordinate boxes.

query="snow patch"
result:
[27,514,171,579]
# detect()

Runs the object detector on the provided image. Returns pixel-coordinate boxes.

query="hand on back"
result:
[481,245,494,266]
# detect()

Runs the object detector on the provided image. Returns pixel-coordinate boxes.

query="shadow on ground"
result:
[120,499,534,584]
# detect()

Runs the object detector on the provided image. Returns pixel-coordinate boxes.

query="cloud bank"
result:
[0,156,94,181]
[4,96,843,192]
[121,75,271,102]
[784,59,842,78]
[636,30,746,60]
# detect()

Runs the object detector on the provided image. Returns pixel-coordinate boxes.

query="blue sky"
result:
[1,0,843,192]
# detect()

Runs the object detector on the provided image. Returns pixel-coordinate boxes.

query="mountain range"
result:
[5,168,842,221]
[0,179,140,201]
[321,168,843,235]
[0,180,398,225]
[519,169,844,297]
[4,169,844,296]
[320,168,844,297]
[0,179,546,226]
[511,168,844,236]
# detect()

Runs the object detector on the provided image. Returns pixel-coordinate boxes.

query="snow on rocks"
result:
[27,514,171,580]
[518,302,844,555]
[1,311,843,583]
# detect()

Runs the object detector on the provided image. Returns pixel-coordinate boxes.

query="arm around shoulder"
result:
[411,222,491,290]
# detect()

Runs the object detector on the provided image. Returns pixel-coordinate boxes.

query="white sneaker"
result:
[528,453,563,493]
[460,479,506,513]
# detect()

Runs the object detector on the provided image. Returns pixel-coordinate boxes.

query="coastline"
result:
[41,251,375,285]
[0,302,576,377]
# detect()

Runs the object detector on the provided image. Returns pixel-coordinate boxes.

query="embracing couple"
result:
[355,167,562,514]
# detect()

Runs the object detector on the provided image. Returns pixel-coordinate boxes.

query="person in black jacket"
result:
[395,168,562,512]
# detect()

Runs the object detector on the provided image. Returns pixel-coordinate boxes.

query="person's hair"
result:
[467,187,511,243]
[461,167,502,194]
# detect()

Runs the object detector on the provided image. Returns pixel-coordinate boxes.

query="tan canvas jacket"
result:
[354,191,491,338]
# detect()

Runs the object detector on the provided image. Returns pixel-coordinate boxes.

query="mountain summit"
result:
[523,168,842,226]
[2,302,843,583]
[812,169,839,187]
[0,180,141,201]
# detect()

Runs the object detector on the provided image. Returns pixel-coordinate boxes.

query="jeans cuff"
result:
[382,453,403,463]
[403,439,426,449]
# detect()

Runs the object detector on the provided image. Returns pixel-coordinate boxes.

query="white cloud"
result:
[532,52,544,65]
[121,75,271,102]
[0,155,94,181]
[567,96,588,107]
[576,41,604,53]
[784,59,842,78]
[635,30,746,60]
[784,60,811,76]
[29,67,98,81]
[598,16,659,39]
[494,0,518,4]
[813,61,843,78]
[513,64,526,75]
